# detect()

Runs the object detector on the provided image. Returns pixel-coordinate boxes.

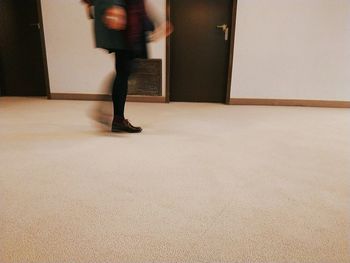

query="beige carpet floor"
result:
[0,97,349,263]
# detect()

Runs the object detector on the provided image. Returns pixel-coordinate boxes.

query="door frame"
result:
[36,0,51,98]
[165,0,238,104]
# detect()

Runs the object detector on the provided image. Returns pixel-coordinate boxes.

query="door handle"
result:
[216,24,229,41]
[217,24,228,31]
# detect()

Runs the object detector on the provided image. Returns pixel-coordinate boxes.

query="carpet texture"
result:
[0,97,349,263]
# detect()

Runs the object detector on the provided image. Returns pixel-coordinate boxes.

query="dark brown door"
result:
[0,0,47,96]
[170,0,234,103]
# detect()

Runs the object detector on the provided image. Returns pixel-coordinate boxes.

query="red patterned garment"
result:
[126,0,154,58]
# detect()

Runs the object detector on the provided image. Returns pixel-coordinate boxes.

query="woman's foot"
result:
[112,118,142,133]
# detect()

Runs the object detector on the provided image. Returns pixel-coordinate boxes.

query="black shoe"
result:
[112,119,142,133]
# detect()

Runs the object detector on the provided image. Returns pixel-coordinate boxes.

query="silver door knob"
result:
[216,24,228,31]
[216,24,229,41]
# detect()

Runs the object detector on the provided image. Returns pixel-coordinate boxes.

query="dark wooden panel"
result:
[0,54,4,96]
[170,0,233,102]
[0,0,46,96]
[128,59,162,96]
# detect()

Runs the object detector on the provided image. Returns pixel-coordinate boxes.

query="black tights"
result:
[112,50,132,119]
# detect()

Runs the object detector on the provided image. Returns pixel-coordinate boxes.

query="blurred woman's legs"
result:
[112,50,142,133]
[113,50,131,119]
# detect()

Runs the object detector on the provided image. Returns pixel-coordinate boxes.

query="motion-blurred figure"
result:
[82,0,172,133]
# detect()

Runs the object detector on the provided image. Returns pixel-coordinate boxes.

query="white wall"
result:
[41,0,166,95]
[42,0,350,101]
[231,0,350,100]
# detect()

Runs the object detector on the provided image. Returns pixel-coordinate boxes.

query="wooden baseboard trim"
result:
[50,93,110,101]
[49,94,349,108]
[230,98,350,108]
[50,93,166,103]
[127,95,166,103]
